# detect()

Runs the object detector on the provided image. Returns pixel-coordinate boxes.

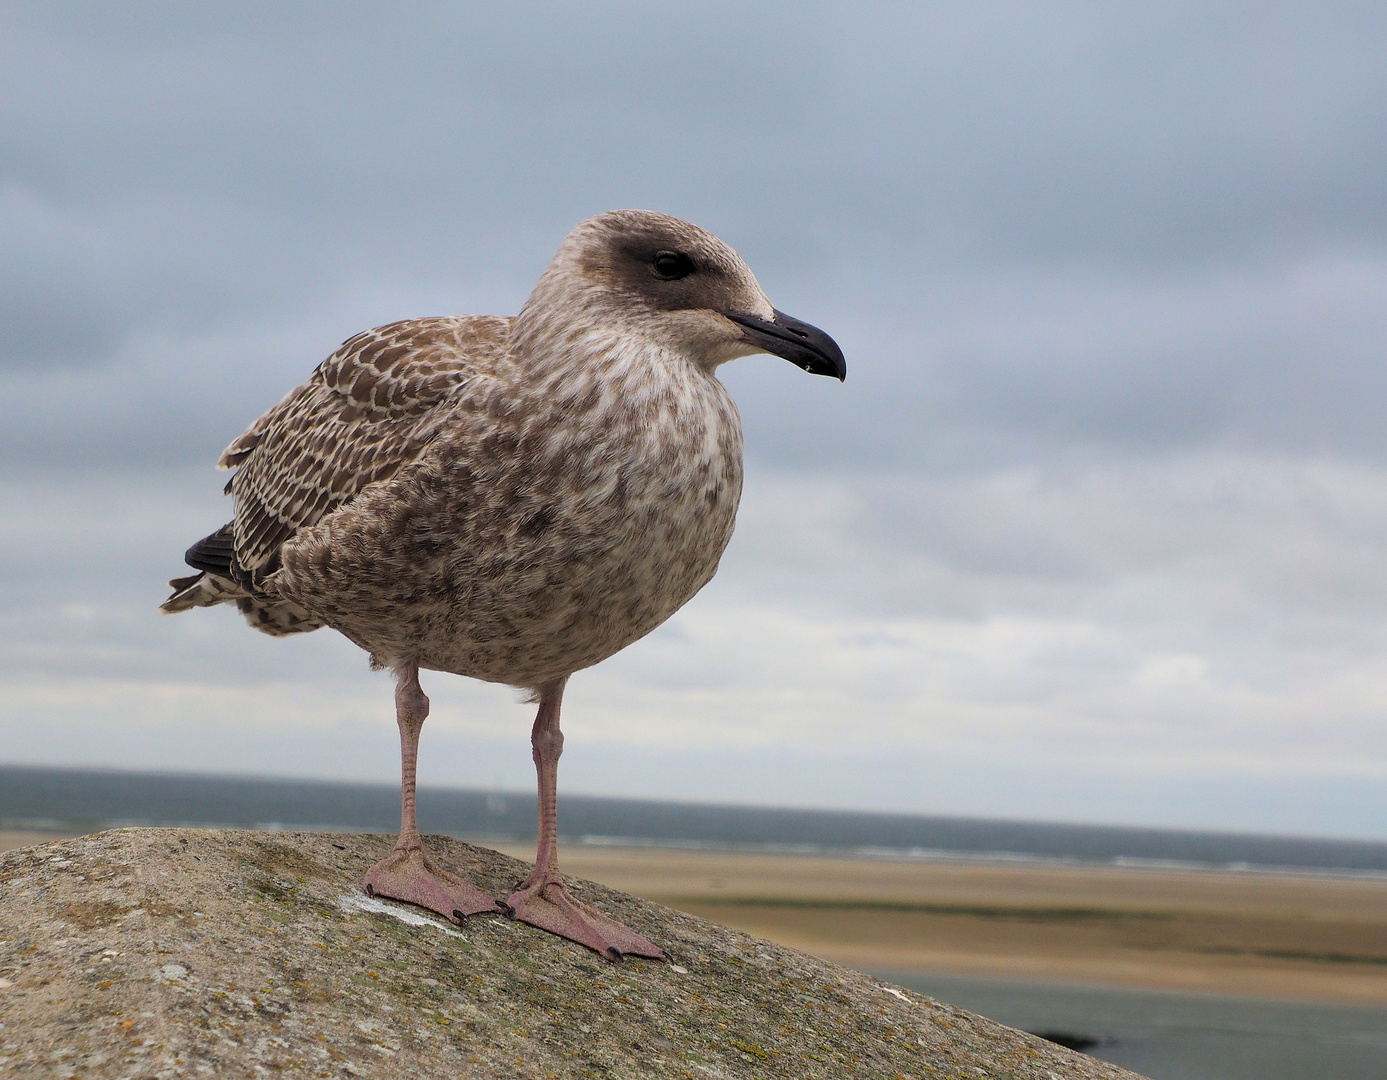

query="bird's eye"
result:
[652,251,695,280]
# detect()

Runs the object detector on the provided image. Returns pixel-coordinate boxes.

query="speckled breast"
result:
[276,368,745,690]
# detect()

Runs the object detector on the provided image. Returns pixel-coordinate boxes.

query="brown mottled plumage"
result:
[162,210,845,960]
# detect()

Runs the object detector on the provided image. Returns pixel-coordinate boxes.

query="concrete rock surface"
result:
[0,829,1146,1079]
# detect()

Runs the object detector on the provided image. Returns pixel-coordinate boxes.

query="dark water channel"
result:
[878,971,1387,1080]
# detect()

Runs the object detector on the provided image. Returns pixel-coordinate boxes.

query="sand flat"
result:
[492,843,1387,1005]
[0,830,79,852]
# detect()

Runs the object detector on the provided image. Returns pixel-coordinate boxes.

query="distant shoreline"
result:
[9,823,1387,884]
[5,763,1386,874]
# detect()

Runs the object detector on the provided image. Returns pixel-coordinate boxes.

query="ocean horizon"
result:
[4,763,1385,877]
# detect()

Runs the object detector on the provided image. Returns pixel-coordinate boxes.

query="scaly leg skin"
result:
[506,679,666,961]
[362,664,501,922]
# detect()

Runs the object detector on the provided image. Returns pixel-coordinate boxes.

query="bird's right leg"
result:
[506,678,665,960]
[362,663,501,921]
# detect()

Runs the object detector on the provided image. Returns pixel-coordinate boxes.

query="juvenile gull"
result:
[161,210,846,959]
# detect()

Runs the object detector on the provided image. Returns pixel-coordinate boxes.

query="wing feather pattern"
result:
[219,316,511,584]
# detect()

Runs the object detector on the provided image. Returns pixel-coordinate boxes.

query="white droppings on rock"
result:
[335,893,466,938]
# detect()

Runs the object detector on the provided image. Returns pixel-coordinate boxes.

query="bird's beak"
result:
[724,309,847,381]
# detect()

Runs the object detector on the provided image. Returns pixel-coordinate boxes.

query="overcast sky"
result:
[3,2,1386,839]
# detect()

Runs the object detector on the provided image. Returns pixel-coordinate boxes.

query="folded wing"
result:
[163,316,511,627]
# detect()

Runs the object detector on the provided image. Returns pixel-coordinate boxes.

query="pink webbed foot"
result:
[507,877,666,961]
[363,843,502,923]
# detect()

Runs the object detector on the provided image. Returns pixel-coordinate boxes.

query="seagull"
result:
[161,210,846,959]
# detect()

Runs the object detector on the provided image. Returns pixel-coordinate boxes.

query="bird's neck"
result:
[514,284,696,393]
[507,293,739,480]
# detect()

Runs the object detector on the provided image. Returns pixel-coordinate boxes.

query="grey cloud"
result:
[8,248,1387,480]
[811,3,1387,267]
[725,454,1387,634]
[720,252,1387,476]
[4,2,1386,462]
[7,3,1384,284]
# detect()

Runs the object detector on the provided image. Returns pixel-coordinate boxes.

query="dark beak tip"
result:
[729,308,846,381]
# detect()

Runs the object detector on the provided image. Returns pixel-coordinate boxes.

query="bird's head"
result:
[520,210,846,381]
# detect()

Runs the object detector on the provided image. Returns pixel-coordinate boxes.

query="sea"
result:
[3,764,1385,1080]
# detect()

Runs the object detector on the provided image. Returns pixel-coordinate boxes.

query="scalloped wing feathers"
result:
[221,316,512,580]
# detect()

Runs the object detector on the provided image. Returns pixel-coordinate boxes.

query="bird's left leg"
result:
[362,662,501,921]
[506,678,665,961]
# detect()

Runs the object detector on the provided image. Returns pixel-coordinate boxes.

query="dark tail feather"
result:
[184,524,236,576]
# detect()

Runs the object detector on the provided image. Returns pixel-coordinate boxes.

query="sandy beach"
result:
[498,843,1387,1006]
[7,830,1384,1005]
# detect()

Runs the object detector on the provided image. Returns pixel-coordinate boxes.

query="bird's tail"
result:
[159,570,324,637]
[160,571,243,614]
